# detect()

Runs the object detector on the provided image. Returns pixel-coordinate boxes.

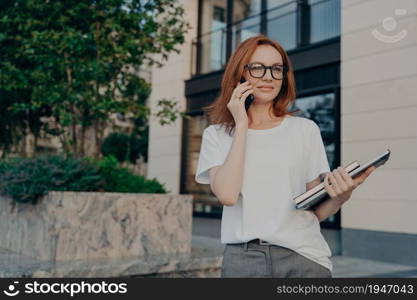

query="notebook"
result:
[295,149,391,210]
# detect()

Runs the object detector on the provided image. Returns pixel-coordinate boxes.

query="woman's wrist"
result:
[235,122,248,131]
[312,196,342,222]
[329,196,343,214]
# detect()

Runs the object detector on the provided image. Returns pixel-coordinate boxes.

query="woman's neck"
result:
[247,102,280,126]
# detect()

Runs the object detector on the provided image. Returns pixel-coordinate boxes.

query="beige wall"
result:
[341,0,417,234]
[147,0,198,194]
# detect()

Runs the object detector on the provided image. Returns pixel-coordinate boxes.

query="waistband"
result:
[230,238,272,246]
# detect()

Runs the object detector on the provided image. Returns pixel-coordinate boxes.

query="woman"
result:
[195,35,375,278]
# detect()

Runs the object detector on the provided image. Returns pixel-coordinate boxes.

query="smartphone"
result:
[240,77,254,111]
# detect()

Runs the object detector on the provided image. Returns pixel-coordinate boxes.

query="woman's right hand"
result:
[226,81,254,127]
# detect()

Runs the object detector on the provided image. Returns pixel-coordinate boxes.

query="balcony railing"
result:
[191,0,340,77]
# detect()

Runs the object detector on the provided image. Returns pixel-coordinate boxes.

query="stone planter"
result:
[0,191,193,262]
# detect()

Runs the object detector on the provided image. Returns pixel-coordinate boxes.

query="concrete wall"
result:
[147,0,198,194]
[341,0,417,234]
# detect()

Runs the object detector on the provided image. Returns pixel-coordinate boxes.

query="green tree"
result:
[0,0,190,158]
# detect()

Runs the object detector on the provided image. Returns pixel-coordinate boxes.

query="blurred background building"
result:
[147,0,417,266]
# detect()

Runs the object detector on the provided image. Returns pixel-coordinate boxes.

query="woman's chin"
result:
[253,96,278,103]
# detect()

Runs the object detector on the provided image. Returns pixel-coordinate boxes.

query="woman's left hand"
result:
[323,165,376,205]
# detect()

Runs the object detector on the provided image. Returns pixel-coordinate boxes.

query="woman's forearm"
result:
[212,124,247,206]
[305,173,343,222]
[312,197,342,222]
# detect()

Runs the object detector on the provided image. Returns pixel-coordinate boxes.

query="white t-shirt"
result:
[194,115,333,272]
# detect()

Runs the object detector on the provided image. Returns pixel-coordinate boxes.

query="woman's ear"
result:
[241,71,247,81]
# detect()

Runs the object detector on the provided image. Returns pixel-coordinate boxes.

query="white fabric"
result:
[195,115,333,272]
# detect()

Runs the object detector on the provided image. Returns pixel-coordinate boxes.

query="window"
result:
[266,0,297,50]
[231,0,263,51]
[309,0,341,43]
[194,0,341,76]
[213,6,226,22]
[199,0,228,73]
[233,0,262,22]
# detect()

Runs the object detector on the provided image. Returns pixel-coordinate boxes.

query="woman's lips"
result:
[258,86,274,91]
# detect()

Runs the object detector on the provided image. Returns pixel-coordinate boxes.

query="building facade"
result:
[147,0,417,265]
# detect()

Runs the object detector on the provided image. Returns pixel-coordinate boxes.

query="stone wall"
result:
[0,191,193,262]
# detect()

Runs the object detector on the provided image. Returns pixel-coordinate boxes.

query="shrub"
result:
[0,155,167,204]
[0,155,104,204]
[97,156,167,194]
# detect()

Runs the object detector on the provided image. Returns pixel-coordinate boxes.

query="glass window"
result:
[233,0,262,22]
[266,0,298,50]
[201,0,228,34]
[267,0,294,10]
[199,0,228,73]
[289,92,336,169]
[213,6,226,23]
[309,0,341,43]
[231,0,262,52]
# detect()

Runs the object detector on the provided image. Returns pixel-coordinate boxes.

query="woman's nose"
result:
[262,69,274,81]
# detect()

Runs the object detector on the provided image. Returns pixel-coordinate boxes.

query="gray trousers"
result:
[221,242,332,278]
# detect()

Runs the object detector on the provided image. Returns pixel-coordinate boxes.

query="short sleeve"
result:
[305,122,331,183]
[195,126,224,184]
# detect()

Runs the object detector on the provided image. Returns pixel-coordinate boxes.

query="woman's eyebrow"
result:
[250,61,283,65]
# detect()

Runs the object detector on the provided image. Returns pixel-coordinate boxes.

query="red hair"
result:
[203,34,300,136]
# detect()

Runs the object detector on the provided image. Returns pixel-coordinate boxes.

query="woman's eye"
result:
[252,66,263,71]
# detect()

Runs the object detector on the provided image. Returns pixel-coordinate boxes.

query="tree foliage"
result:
[0,0,190,157]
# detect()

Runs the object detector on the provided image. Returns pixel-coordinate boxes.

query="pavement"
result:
[192,216,417,278]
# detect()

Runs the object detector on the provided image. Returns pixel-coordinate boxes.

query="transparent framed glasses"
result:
[244,62,287,80]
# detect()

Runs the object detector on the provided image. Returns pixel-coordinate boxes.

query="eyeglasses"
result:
[244,62,287,80]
